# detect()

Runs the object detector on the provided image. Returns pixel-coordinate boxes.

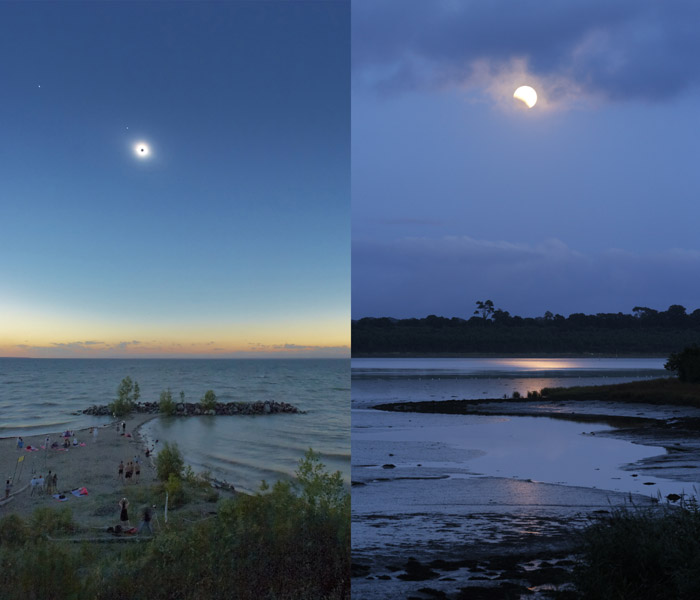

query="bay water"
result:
[0,358,349,493]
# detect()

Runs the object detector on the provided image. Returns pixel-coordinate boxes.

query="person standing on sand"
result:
[122,422,126,435]
[46,470,53,494]
[119,497,130,527]
[93,426,98,442]
[137,505,153,534]
[5,479,11,499]
[30,475,38,496]
[125,461,133,484]
[52,472,58,494]
[134,461,140,483]
[118,460,124,482]
[16,437,23,450]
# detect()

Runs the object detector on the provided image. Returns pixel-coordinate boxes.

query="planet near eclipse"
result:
[513,85,537,108]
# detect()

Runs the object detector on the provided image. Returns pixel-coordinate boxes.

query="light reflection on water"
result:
[352,357,667,409]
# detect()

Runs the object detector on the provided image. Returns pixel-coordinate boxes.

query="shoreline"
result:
[354,397,700,596]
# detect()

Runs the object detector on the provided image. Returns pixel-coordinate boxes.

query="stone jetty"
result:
[82,400,303,417]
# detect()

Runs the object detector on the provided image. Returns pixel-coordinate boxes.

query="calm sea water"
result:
[0,358,349,493]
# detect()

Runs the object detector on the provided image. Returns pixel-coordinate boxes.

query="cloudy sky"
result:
[352,0,700,319]
[1,2,349,358]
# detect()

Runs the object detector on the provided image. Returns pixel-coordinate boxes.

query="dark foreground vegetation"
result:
[353,302,700,355]
[574,502,700,599]
[0,449,350,600]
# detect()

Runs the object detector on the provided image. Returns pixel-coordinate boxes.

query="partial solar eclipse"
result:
[513,85,537,108]
[133,142,151,159]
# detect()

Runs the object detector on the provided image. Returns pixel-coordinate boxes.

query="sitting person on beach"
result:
[63,438,70,449]
[72,437,79,446]
[51,441,59,449]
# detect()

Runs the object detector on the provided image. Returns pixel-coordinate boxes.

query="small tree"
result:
[155,442,184,482]
[201,390,217,412]
[109,376,139,417]
[474,299,495,320]
[159,389,176,416]
[665,346,700,382]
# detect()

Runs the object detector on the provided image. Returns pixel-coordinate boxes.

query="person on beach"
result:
[137,505,153,534]
[46,470,53,494]
[119,497,130,527]
[122,422,126,435]
[118,460,124,482]
[36,474,45,495]
[93,426,98,442]
[63,437,70,449]
[134,461,140,483]
[16,437,23,450]
[125,461,133,483]
[5,479,11,499]
[72,436,79,446]
[30,475,38,496]
[52,472,58,494]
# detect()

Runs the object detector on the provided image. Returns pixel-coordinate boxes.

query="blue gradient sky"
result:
[353,0,700,319]
[1,1,349,357]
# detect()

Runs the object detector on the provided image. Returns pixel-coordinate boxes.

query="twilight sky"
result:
[352,0,700,319]
[1,1,349,358]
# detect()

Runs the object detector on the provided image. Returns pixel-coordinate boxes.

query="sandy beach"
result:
[0,413,160,529]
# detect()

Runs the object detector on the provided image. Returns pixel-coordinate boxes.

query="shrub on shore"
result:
[158,388,176,416]
[155,441,184,482]
[575,501,700,599]
[108,376,140,417]
[200,389,217,412]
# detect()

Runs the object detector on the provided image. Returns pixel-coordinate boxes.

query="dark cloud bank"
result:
[352,236,700,319]
[353,0,700,102]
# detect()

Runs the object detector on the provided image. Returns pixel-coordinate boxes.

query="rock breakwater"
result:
[82,400,303,417]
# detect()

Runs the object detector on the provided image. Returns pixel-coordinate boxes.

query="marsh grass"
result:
[575,497,700,599]
[542,377,700,407]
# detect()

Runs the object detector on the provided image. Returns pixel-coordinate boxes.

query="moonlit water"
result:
[352,357,681,593]
[352,357,667,408]
[0,358,349,493]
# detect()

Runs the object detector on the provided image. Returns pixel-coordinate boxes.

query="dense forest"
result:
[352,303,700,356]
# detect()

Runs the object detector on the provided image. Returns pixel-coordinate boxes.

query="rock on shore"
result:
[83,400,303,417]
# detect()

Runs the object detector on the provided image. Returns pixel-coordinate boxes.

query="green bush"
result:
[0,514,28,546]
[31,506,76,536]
[155,442,184,482]
[163,473,186,508]
[200,389,217,412]
[108,376,139,417]
[158,389,176,416]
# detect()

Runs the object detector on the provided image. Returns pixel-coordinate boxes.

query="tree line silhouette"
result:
[352,302,700,355]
